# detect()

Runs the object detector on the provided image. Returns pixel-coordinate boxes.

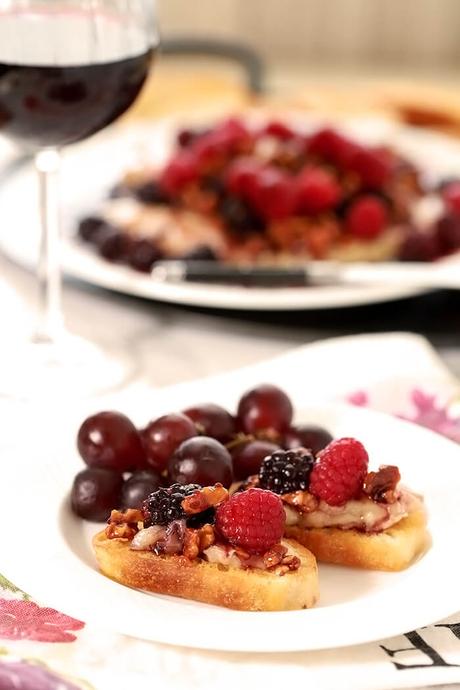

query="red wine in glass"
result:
[0,10,155,148]
[0,3,158,399]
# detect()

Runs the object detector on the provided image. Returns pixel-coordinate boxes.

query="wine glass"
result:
[0,0,158,399]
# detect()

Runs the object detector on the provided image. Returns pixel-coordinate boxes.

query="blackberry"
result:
[96,225,132,262]
[258,449,315,494]
[219,196,263,235]
[202,175,226,198]
[142,483,215,527]
[78,216,105,242]
[134,181,170,205]
[127,239,162,273]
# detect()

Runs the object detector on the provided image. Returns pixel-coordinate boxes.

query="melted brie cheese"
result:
[285,489,422,533]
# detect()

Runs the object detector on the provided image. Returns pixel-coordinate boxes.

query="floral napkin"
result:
[1,332,459,690]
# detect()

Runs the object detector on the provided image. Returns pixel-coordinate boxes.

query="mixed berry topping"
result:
[309,437,369,506]
[258,448,315,494]
[77,116,460,271]
[215,488,285,554]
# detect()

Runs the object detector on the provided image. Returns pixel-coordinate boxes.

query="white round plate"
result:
[1,115,460,310]
[1,401,460,652]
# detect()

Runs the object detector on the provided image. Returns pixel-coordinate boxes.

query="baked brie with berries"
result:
[76,116,460,273]
[93,483,319,611]
[243,439,429,571]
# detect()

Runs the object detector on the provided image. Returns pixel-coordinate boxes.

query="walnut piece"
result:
[183,525,216,560]
[181,484,228,515]
[282,490,319,513]
[105,522,137,540]
[108,508,144,525]
[183,529,200,560]
[198,524,215,551]
[281,554,301,570]
[105,509,143,540]
[364,465,401,503]
[263,544,288,569]
[234,546,251,561]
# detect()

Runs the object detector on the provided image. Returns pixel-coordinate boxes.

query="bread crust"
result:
[93,533,319,611]
[285,509,429,571]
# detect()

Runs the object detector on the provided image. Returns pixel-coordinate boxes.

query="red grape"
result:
[71,468,122,522]
[183,403,236,442]
[121,470,162,510]
[77,411,146,472]
[232,440,280,480]
[237,384,293,435]
[284,424,333,455]
[142,413,197,472]
[168,436,233,488]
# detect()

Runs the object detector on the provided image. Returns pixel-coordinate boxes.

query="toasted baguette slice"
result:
[93,532,319,611]
[285,509,429,571]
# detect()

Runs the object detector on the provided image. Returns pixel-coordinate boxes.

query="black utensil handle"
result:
[160,37,265,94]
[182,263,308,287]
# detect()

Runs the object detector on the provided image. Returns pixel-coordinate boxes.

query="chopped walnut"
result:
[281,554,301,570]
[108,508,144,525]
[263,544,288,569]
[183,524,216,560]
[105,509,143,540]
[263,546,300,574]
[183,529,200,560]
[364,465,401,504]
[105,522,137,540]
[198,524,215,551]
[234,546,251,561]
[282,490,319,513]
[181,484,228,515]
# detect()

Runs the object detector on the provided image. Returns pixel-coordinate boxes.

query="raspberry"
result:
[442,182,460,215]
[214,117,250,149]
[159,152,198,195]
[251,167,298,220]
[143,484,214,528]
[348,147,392,189]
[262,120,296,140]
[308,128,344,159]
[309,438,369,506]
[345,195,388,239]
[216,488,285,553]
[225,158,261,198]
[308,128,358,168]
[259,449,315,494]
[297,167,341,214]
[194,119,251,169]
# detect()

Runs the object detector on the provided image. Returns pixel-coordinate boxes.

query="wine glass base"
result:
[0,333,133,401]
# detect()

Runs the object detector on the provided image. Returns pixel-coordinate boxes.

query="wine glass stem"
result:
[33,148,64,344]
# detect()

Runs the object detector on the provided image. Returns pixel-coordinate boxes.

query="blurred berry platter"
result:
[1,398,460,652]
[2,112,460,309]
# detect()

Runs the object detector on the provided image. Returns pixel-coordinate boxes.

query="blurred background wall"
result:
[157,0,460,74]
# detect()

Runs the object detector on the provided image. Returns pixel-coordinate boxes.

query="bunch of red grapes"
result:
[71,383,332,522]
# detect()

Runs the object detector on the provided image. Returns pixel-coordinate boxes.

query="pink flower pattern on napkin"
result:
[347,387,460,443]
[399,389,460,443]
[0,598,84,643]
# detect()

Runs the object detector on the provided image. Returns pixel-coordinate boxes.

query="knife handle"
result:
[153,261,309,287]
